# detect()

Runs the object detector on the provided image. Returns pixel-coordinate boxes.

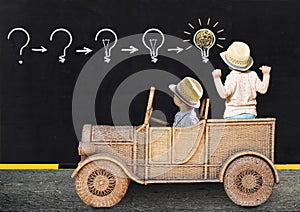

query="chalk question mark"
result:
[50,28,73,63]
[7,27,30,65]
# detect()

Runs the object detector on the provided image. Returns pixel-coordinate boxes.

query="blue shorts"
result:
[225,113,256,119]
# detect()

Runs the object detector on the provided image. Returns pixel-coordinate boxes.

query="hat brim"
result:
[220,51,253,72]
[169,84,200,108]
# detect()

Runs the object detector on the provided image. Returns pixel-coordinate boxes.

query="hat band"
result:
[225,54,250,69]
[175,85,197,107]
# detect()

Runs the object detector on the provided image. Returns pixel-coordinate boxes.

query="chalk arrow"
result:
[76,46,93,55]
[167,46,184,54]
[31,46,47,53]
[121,45,139,54]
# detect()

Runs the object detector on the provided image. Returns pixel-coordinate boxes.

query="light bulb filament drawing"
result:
[149,39,157,55]
[142,28,165,63]
[102,39,110,60]
[95,28,118,63]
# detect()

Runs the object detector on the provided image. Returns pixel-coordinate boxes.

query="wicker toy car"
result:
[72,87,279,207]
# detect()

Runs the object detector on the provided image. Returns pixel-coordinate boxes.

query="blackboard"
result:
[0,0,299,166]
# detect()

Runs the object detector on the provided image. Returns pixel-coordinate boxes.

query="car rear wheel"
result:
[75,160,130,207]
[223,156,274,206]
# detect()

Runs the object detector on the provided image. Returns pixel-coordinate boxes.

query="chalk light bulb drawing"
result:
[95,28,118,63]
[193,28,215,63]
[142,28,165,63]
[184,18,226,63]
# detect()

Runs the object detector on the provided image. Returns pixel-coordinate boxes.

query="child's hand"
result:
[212,69,222,78]
[260,65,271,75]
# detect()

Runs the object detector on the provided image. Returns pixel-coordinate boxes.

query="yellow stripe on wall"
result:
[275,164,300,170]
[0,164,59,170]
[0,164,299,170]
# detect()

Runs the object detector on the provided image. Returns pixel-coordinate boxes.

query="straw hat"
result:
[220,41,253,71]
[169,77,203,108]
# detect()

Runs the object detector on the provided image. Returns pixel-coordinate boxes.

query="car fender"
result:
[71,153,145,185]
[219,151,280,184]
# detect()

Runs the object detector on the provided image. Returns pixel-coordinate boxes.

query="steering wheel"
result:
[136,87,155,132]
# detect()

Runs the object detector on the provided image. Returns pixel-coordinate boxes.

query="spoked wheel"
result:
[223,156,274,206]
[75,160,130,208]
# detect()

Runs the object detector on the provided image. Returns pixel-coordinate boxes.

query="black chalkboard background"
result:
[0,0,299,166]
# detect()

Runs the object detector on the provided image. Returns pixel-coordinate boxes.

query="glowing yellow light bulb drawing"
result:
[193,28,215,63]
[183,17,226,63]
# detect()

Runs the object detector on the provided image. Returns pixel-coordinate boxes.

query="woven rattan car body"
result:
[72,87,279,208]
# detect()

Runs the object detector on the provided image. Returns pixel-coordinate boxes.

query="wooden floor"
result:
[0,170,299,211]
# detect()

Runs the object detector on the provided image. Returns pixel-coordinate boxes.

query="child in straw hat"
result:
[169,77,203,127]
[212,41,271,119]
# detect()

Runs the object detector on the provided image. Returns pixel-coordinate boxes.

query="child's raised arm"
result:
[212,69,228,99]
[257,65,271,94]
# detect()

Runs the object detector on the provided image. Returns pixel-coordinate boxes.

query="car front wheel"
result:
[75,160,130,207]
